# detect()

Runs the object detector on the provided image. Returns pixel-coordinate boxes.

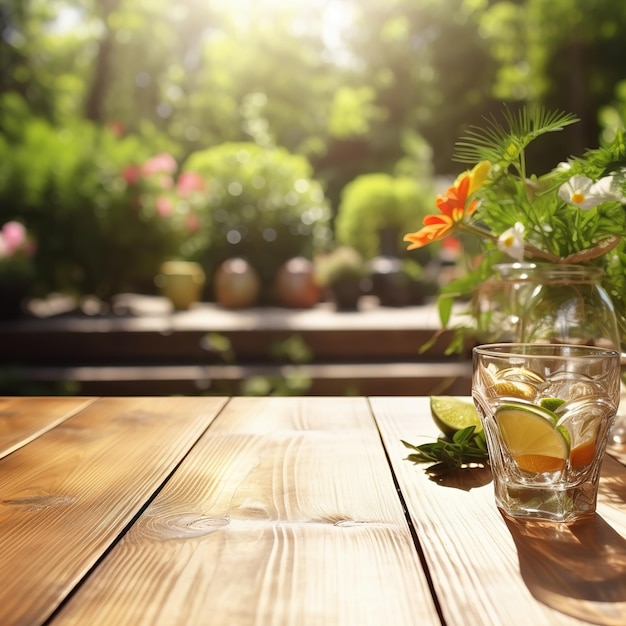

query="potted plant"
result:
[180,142,333,304]
[335,173,435,262]
[402,106,626,351]
[335,174,434,306]
[314,246,369,310]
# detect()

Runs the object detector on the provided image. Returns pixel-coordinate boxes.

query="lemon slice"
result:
[495,402,570,473]
[430,396,482,437]
[492,380,536,401]
[496,367,545,384]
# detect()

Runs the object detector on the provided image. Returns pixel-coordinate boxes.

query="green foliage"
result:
[183,142,332,298]
[314,246,369,287]
[417,110,626,354]
[202,332,313,396]
[453,107,626,260]
[5,0,626,307]
[328,86,385,140]
[453,105,580,174]
[0,95,180,299]
[335,173,434,260]
[402,426,489,475]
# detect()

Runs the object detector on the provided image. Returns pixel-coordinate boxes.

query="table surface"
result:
[1,396,626,626]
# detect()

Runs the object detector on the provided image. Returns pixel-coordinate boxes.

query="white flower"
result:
[498,222,525,261]
[558,174,619,209]
[589,174,626,203]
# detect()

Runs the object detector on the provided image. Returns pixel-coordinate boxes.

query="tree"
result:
[479,0,626,171]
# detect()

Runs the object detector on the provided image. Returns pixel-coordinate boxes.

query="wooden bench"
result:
[0,294,472,396]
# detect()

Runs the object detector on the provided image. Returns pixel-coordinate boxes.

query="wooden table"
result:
[1,396,625,626]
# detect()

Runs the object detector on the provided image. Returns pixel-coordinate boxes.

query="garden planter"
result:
[156,261,206,310]
[214,258,261,309]
[274,257,320,308]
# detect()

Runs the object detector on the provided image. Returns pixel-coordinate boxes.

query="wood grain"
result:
[370,396,626,626]
[0,396,96,458]
[0,396,227,626]
[52,396,440,626]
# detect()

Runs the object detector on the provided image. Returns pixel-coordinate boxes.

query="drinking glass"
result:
[472,343,620,522]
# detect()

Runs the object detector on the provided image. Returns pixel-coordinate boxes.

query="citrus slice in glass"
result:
[430,396,482,437]
[540,397,566,412]
[492,380,536,401]
[569,439,596,467]
[495,402,570,473]
[496,367,545,384]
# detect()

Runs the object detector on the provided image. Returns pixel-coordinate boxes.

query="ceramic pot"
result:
[155,261,206,310]
[274,257,320,308]
[214,258,261,309]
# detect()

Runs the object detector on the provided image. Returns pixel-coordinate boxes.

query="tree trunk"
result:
[84,0,121,123]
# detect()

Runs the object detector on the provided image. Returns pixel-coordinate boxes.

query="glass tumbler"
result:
[472,343,620,522]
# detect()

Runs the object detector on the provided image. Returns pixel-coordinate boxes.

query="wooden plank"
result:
[0,396,228,626]
[0,301,460,362]
[0,396,96,459]
[52,397,440,626]
[7,360,472,397]
[370,396,626,626]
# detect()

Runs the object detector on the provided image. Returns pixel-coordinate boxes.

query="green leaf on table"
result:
[402,426,489,475]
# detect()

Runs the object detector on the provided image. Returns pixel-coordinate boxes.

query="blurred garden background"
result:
[3,0,626,310]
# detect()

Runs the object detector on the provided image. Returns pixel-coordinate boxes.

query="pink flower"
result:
[156,196,173,217]
[142,153,177,175]
[122,164,142,185]
[177,172,205,197]
[1,221,27,254]
[0,221,34,259]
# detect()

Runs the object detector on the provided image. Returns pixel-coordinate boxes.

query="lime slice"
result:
[540,397,566,412]
[495,402,570,473]
[430,396,482,437]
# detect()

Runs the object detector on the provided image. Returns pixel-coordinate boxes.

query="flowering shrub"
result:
[403,106,626,350]
[121,152,210,262]
[0,100,189,300]
[181,142,332,301]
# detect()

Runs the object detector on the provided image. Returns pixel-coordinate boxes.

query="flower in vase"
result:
[497,222,525,261]
[402,105,626,350]
[405,165,482,249]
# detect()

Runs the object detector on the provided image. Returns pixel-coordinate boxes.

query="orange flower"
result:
[404,173,478,250]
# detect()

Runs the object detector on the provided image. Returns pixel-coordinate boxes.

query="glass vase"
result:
[476,263,618,347]
[475,262,625,445]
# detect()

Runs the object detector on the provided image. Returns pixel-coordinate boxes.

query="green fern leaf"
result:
[453,105,579,171]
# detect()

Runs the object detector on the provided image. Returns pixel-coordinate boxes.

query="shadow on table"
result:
[427,465,492,491]
[600,453,626,508]
[503,512,626,625]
